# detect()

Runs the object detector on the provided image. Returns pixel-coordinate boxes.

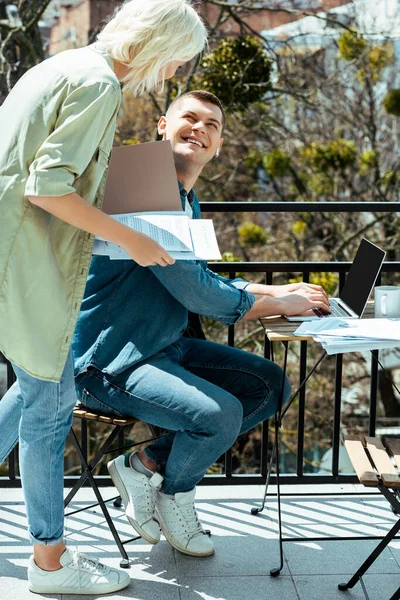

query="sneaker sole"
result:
[108,459,160,545]
[28,577,130,595]
[155,508,214,557]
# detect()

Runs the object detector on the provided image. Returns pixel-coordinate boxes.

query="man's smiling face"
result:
[158,97,224,167]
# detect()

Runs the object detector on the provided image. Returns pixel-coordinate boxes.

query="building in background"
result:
[43,0,122,55]
[44,0,350,56]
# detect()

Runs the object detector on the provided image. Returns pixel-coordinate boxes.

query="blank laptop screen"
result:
[340,239,385,317]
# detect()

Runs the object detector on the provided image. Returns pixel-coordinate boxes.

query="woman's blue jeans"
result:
[0,350,76,545]
[75,337,291,495]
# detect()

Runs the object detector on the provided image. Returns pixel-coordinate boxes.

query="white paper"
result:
[93,211,222,261]
[188,219,221,260]
[295,318,400,341]
[294,317,400,355]
[100,212,193,252]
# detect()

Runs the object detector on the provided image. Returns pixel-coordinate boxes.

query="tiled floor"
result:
[0,484,399,599]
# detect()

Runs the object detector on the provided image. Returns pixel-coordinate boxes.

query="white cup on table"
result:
[374,286,400,318]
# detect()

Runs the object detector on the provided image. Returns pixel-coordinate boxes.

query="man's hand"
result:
[277,288,330,316]
[273,282,329,302]
[244,281,329,304]
[243,285,330,319]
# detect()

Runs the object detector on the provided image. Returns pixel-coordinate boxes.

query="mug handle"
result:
[381,293,387,316]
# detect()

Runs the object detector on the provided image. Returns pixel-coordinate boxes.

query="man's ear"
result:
[158,116,167,139]
[215,138,224,157]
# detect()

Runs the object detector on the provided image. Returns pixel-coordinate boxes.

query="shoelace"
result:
[129,479,157,517]
[179,503,204,536]
[71,548,107,589]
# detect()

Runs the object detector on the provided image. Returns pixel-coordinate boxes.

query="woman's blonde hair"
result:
[97,0,207,95]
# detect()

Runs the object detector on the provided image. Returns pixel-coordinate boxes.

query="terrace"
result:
[1,202,400,600]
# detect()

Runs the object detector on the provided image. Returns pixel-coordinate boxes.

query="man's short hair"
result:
[167,90,226,130]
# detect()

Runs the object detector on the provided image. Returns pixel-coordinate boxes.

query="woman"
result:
[0,0,206,594]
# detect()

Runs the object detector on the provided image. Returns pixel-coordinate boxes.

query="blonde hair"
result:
[97,0,207,96]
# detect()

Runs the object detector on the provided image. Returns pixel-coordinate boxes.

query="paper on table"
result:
[294,317,400,354]
[314,318,400,341]
[295,318,400,341]
[314,336,400,355]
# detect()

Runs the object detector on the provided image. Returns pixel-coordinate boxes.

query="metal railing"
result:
[1,201,399,488]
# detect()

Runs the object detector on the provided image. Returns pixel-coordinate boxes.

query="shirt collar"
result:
[178,181,195,207]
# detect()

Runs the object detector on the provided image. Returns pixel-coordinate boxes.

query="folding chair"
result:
[338,436,400,600]
[64,403,164,567]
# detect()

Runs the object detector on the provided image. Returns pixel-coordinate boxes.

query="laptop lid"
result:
[339,239,386,317]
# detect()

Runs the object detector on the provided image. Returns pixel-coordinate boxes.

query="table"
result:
[253,303,400,599]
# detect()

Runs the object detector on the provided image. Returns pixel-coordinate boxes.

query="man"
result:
[72,90,329,557]
[1,91,329,561]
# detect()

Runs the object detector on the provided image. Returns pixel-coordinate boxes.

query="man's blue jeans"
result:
[75,337,291,495]
[0,350,76,545]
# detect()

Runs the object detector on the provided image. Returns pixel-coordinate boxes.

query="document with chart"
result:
[93,211,222,261]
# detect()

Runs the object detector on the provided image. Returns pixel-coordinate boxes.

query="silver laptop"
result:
[286,239,385,322]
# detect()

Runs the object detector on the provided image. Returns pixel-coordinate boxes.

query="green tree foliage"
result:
[359,149,378,176]
[263,149,291,177]
[383,89,400,117]
[337,30,367,61]
[301,139,357,172]
[238,221,268,246]
[195,36,272,109]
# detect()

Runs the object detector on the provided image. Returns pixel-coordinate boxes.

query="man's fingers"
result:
[313,300,331,312]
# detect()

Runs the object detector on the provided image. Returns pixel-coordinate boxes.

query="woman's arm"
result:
[29,193,174,267]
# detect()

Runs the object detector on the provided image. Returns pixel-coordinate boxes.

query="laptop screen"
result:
[340,239,386,317]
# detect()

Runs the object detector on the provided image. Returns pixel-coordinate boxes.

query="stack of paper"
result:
[93,211,222,261]
[294,318,400,354]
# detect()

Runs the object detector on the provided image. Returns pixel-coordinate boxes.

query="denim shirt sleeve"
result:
[150,261,254,324]
[204,269,250,290]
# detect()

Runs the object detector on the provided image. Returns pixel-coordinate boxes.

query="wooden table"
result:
[260,302,375,342]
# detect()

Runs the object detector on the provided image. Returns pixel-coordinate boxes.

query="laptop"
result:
[286,238,386,321]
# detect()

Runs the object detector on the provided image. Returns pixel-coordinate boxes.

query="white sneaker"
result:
[28,548,130,595]
[155,488,214,557]
[108,453,163,544]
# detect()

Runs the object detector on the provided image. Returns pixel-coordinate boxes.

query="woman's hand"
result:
[122,230,175,267]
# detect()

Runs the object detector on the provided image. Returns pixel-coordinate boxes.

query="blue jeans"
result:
[0,350,76,545]
[75,337,291,495]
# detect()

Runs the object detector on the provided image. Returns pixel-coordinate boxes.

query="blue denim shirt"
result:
[72,185,255,376]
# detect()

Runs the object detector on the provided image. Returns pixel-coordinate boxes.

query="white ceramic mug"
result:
[374,286,400,318]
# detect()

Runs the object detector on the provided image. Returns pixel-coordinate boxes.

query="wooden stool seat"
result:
[73,403,138,426]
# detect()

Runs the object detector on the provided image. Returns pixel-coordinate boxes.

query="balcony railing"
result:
[1,201,399,488]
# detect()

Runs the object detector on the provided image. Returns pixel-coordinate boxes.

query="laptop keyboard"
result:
[313,300,352,318]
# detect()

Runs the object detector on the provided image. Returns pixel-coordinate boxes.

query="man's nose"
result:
[192,121,206,133]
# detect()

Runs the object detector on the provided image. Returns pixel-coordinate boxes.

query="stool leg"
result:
[338,517,400,591]
[68,427,131,567]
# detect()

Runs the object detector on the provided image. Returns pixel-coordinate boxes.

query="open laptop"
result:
[286,238,386,321]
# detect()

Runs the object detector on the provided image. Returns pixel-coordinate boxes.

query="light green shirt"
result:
[0,43,122,381]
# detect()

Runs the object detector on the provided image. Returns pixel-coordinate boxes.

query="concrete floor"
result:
[0,483,399,600]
